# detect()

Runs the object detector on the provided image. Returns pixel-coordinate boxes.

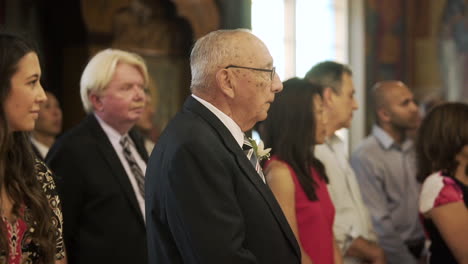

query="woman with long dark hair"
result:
[0,33,66,263]
[260,78,342,264]
[416,102,468,264]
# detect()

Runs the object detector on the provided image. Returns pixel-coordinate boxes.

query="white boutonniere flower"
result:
[249,138,271,161]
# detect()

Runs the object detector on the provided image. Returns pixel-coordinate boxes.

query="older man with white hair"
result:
[47,49,149,264]
[145,29,301,264]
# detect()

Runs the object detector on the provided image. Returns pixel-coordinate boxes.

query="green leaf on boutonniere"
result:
[248,138,271,161]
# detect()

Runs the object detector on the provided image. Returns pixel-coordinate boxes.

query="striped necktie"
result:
[242,137,266,183]
[120,135,145,198]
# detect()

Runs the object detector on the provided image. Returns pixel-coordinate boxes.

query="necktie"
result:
[243,137,266,183]
[120,135,145,198]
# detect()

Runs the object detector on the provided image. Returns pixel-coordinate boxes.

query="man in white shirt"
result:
[306,61,386,264]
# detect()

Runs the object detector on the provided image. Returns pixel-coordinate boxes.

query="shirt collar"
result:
[30,136,49,158]
[95,113,129,145]
[327,133,343,146]
[372,124,413,152]
[191,94,244,148]
[400,138,414,152]
[323,132,348,156]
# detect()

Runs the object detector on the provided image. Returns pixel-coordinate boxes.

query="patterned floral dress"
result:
[0,160,65,264]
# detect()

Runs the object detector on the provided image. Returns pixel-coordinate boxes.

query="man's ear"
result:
[216,69,235,99]
[89,93,103,112]
[322,86,334,106]
[377,107,390,123]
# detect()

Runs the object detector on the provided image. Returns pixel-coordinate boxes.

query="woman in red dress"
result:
[260,78,342,264]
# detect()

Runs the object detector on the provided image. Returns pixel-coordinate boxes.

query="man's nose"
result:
[133,85,145,100]
[352,97,359,110]
[410,101,419,112]
[271,73,283,93]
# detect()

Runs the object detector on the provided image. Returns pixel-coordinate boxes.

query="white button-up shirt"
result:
[95,114,147,220]
[316,133,377,264]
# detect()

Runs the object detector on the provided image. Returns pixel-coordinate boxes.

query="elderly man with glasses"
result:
[145,29,301,264]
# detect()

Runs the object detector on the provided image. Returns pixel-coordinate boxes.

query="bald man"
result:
[350,81,425,264]
[145,29,301,264]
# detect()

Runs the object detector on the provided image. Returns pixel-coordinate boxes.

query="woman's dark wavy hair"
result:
[0,33,55,263]
[260,77,328,201]
[416,102,468,182]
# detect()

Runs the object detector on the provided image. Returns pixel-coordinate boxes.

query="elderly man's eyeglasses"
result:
[225,65,276,81]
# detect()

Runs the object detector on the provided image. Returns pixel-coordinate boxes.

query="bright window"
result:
[251,0,286,78]
[252,0,348,80]
[251,0,350,149]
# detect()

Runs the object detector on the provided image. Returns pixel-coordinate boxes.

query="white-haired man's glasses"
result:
[225,65,276,81]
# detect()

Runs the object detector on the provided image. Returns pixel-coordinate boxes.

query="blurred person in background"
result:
[135,90,156,154]
[31,91,63,160]
[417,102,468,264]
[306,61,385,264]
[351,81,425,264]
[261,78,342,264]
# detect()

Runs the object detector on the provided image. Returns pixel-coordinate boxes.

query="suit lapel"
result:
[85,115,145,224]
[184,97,301,258]
[233,143,301,259]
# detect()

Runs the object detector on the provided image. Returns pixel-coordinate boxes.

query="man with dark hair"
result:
[350,81,425,264]
[306,61,386,264]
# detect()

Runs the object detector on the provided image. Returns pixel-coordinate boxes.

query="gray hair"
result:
[304,61,352,95]
[80,49,149,113]
[189,29,252,92]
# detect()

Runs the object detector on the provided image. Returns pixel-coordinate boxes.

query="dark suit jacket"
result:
[46,114,148,264]
[146,96,301,264]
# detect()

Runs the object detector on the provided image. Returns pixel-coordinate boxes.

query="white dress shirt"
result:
[192,94,244,148]
[192,95,266,183]
[315,133,377,264]
[30,136,49,159]
[95,114,146,220]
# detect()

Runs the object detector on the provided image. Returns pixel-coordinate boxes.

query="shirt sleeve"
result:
[35,160,66,260]
[350,153,418,264]
[419,172,464,214]
[317,143,373,253]
[326,173,358,253]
